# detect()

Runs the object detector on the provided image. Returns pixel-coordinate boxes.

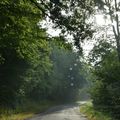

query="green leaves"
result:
[90,42,120,119]
[0,0,94,107]
[37,0,94,52]
[48,43,86,101]
[0,0,52,106]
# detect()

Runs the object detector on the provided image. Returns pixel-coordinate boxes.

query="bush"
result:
[80,102,112,120]
[90,58,120,119]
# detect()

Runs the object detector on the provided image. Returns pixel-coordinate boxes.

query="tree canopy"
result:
[0,0,93,107]
[1,1,120,119]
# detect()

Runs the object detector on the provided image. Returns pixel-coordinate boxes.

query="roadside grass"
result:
[0,100,56,120]
[0,113,34,120]
[80,102,112,120]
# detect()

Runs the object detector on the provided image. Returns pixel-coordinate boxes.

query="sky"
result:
[40,17,61,37]
[40,14,111,56]
[41,12,108,35]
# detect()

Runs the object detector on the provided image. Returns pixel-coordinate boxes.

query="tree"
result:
[0,0,95,107]
[90,51,120,119]
[0,0,51,106]
[89,38,115,66]
[49,40,87,102]
[89,36,120,119]
[88,2,120,118]
[24,37,88,102]
[30,0,94,53]
[94,0,120,61]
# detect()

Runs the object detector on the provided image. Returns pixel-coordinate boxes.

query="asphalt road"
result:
[28,102,88,120]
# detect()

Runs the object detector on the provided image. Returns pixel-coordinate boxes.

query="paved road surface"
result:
[28,102,88,120]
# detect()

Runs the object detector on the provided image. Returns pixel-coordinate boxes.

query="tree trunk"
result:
[108,0,120,62]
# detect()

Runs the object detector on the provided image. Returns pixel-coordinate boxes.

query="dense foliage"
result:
[3,0,120,119]
[89,40,120,119]
[0,0,93,110]
[0,0,51,107]
[87,1,120,119]
[1,1,120,120]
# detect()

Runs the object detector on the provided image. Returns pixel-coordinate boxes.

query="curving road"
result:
[27,102,88,120]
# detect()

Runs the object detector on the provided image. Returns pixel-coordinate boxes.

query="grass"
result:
[0,100,56,120]
[0,113,34,120]
[80,102,112,120]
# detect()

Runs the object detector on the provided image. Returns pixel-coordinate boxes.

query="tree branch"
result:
[29,0,50,18]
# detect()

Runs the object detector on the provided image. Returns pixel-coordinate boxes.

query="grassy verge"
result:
[80,102,112,120]
[0,100,56,120]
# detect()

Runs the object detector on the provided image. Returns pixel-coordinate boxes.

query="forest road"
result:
[27,101,88,120]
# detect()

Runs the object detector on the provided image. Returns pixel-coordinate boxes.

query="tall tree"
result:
[30,0,94,53]
[0,0,51,106]
[95,0,120,61]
